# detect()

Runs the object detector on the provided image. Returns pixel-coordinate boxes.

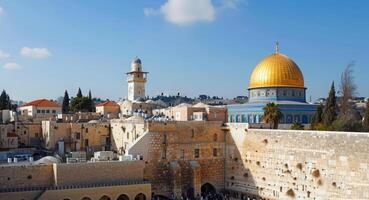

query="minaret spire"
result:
[275,41,280,54]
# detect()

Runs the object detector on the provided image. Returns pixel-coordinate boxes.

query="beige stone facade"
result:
[110,116,147,154]
[41,121,110,155]
[153,103,227,122]
[129,121,226,198]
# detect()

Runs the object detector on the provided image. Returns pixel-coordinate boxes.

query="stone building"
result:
[128,121,226,198]
[41,121,110,156]
[0,124,18,149]
[95,100,120,118]
[153,102,227,122]
[110,116,147,154]
[17,99,62,120]
[119,58,165,117]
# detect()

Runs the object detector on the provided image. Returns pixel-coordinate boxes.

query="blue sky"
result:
[0,0,369,102]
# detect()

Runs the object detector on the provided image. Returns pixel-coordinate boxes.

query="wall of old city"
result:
[226,124,369,200]
[129,121,226,198]
[53,160,144,186]
[0,164,54,189]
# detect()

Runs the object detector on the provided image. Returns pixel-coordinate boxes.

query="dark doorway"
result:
[201,183,216,196]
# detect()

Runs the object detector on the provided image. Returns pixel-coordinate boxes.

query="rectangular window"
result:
[213,148,218,157]
[127,132,129,139]
[46,110,50,113]
[85,128,88,133]
[194,148,200,158]
[37,110,41,113]
[52,110,56,114]
[41,110,45,113]
[76,132,80,140]
[180,149,185,159]
[162,149,167,159]
[85,139,89,147]
[163,134,167,144]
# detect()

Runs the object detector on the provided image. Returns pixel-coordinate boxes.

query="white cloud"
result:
[0,50,10,59]
[145,0,216,26]
[21,47,51,59]
[3,62,22,70]
[220,0,244,10]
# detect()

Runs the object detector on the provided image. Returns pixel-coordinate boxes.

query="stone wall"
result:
[0,164,54,189]
[129,121,226,198]
[53,161,144,186]
[226,124,369,199]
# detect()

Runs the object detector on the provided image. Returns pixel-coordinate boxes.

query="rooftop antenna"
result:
[275,41,280,54]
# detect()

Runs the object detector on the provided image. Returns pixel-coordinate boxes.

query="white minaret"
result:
[126,58,148,101]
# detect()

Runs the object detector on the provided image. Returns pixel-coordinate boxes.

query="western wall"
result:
[226,123,369,199]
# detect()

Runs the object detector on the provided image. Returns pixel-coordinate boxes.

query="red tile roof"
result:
[20,99,60,108]
[96,101,119,107]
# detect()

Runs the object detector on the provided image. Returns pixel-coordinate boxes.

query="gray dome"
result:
[132,58,142,64]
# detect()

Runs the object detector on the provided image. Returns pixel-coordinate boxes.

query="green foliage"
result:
[69,88,94,112]
[322,82,337,125]
[363,101,369,131]
[330,117,363,132]
[311,104,323,125]
[291,122,304,130]
[70,96,91,112]
[77,87,83,98]
[263,102,283,129]
[62,90,70,114]
[0,90,12,110]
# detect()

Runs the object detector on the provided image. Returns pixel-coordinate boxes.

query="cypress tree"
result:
[363,100,369,131]
[76,87,83,98]
[88,90,94,112]
[322,82,338,125]
[62,90,70,114]
[0,90,10,110]
[312,104,323,125]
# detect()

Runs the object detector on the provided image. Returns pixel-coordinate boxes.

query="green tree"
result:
[363,101,369,131]
[70,96,91,112]
[0,90,11,110]
[77,87,83,98]
[322,82,337,126]
[291,121,304,130]
[311,104,324,129]
[88,89,94,112]
[62,90,70,114]
[263,102,283,129]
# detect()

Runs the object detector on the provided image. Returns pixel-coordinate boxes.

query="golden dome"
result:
[249,53,305,89]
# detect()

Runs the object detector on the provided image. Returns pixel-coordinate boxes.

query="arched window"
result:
[117,194,129,200]
[134,193,146,200]
[81,197,92,200]
[99,195,111,200]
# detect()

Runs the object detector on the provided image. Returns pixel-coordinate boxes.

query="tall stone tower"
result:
[126,58,148,101]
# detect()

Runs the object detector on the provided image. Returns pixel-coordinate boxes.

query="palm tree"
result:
[263,102,283,129]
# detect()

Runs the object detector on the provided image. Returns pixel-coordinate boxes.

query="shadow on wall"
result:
[225,130,262,200]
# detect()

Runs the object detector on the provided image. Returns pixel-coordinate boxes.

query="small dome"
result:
[132,58,142,64]
[131,57,142,72]
[249,53,304,89]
